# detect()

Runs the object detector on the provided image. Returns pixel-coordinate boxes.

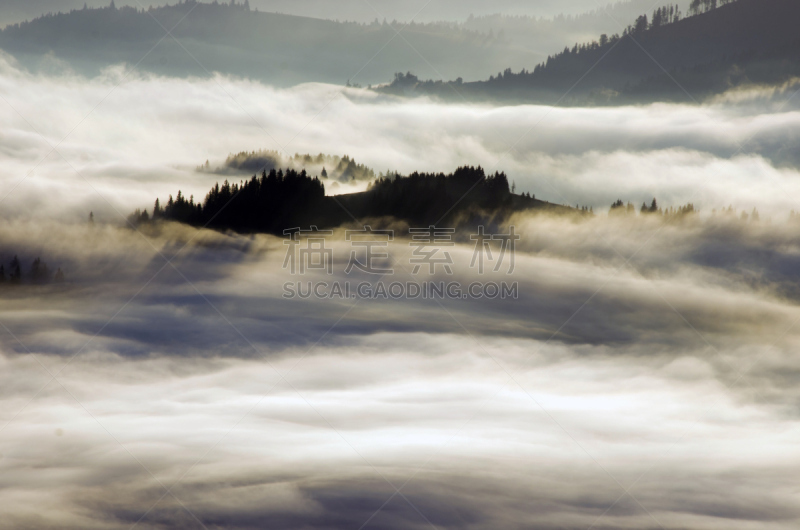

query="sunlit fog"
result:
[1,0,799,528]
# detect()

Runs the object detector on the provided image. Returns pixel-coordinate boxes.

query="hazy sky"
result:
[0,0,651,26]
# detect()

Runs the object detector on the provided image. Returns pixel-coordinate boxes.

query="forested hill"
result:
[377,0,800,104]
[130,166,578,235]
[0,1,535,87]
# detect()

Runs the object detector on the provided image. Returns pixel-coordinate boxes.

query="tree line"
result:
[381,3,689,95]
[361,166,512,223]
[0,255,64,285]
[214,151,378,183]
[478,3,689,86]
[130,165,579,235]
[377,0,800,106]
[610,198,696,218]
[130,168,326,234]
[609,198,774,224]
[689,0,737,16]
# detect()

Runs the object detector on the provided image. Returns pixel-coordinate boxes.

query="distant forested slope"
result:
[0,1,538,87]
[377,0,800,104]
[460,0,677,62]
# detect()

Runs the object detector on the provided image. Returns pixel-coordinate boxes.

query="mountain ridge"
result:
[0,1,533,87]
[376,0,800,104]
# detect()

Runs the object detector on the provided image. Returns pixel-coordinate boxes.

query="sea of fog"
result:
[1,55,800,221]
[1,54,800,528]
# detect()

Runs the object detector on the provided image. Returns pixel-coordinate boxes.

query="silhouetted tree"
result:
[9,256,21,284]
[690,0,720,15]
[610,199,631,216]
[30,257,50,284]
[634,14,649,33]
[137,165,549,234]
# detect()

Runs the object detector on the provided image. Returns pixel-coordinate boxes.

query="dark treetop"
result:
[132,165,580,235]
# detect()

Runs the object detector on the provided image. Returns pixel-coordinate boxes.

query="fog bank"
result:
[1,58,798,225]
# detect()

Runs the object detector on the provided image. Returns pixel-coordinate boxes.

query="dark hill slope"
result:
[378,0,800,104]
[0,2,536,87]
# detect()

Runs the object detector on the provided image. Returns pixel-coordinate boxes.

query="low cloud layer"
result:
[2,57,800,528]
[1,57,799,225]
[2,212,800,527]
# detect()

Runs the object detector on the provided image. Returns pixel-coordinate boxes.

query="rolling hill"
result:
[131,165,578,235]
[0,1,537,87]
[377,0,800,104]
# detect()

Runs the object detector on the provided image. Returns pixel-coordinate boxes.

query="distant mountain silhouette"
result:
[0,1,537,87]
[376,0,800,104]
[131,166,580,235]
